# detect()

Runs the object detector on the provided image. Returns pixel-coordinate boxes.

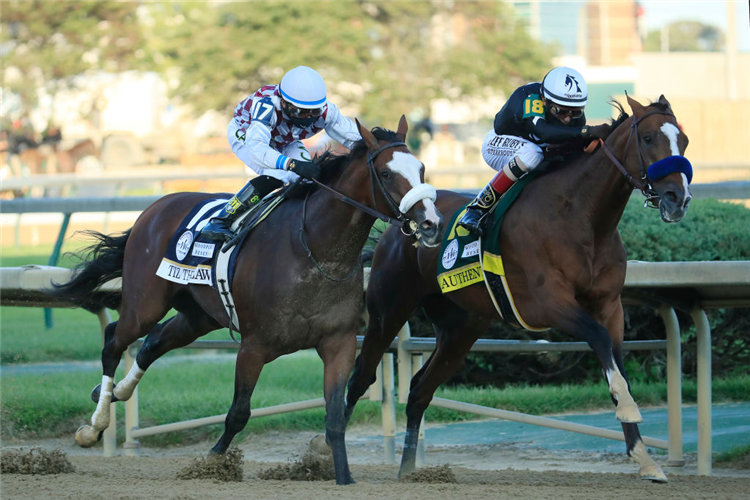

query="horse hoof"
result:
[616,404,643,423]
[336,475,356,486]
[75,425,101,448]
[639,464,668,483]
[309,434,331,456]
[91,383,120,404]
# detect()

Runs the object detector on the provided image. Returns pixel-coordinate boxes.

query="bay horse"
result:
[51,117,442,485]
[345,95,692,482]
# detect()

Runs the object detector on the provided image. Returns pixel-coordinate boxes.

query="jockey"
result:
[458,66,611,235]
[201,66,362,242]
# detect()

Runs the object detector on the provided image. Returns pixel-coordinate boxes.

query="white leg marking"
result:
[113,360,145,401]
[660,123,681,156]
[631,440,668,482]
[607,361,642,423]
[91,375,114,430]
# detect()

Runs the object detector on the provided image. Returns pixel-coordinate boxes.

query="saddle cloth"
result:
[156,198,233,288]
[436,171,548,332]
[156,194,283,331]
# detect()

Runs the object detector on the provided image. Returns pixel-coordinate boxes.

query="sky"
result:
[639,0,750,51]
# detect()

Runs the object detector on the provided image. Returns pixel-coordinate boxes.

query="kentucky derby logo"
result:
[442,239,459,270]
[175,231,194,262]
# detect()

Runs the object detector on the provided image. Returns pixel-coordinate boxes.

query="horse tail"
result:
[50,229,130,313]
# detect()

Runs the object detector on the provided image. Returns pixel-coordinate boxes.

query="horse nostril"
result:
[665,191,679,204]
[420,220,436,235]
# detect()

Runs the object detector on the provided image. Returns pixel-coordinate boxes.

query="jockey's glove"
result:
[288,159,321,180]
[582,123,611,141]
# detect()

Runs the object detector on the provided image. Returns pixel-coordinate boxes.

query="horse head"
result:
[355,115,443,247]
[623,94,692,222]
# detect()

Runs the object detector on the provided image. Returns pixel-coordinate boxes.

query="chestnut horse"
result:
[51,117,442,485]
[345,96,692,482]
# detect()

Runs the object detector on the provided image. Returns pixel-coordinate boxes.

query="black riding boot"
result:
[457,182,502,236]
[201,175,283,242]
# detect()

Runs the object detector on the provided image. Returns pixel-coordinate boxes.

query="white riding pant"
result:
[227,120,310,184]
[481,130,544,173]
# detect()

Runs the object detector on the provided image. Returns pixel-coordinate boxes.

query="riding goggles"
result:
[281,99,324,120]
[548,105,584,120]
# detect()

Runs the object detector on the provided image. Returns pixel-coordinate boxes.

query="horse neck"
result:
[302,163,377,264]
[568,124,636,236]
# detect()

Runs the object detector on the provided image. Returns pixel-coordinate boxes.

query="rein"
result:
[598,108,675,209]
[301,140,418,282]
[311,141,418,235]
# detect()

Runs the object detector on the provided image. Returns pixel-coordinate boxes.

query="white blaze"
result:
[387,151,439,220]
[660,123,681,156]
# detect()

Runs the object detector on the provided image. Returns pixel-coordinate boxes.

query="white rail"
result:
[4,262,747,475]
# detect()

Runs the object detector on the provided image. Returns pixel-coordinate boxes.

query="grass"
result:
[715,443,750,470]
[3,352,749,447]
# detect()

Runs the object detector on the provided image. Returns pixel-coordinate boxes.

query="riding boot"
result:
[200,175,283,242]
[458,157,527,236]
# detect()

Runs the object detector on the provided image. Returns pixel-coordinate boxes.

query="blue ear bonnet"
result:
[647,155,693,184]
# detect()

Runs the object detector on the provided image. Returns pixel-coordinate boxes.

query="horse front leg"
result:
[604,306,667,482]
[318,333,357,485]
[211,343,265,454]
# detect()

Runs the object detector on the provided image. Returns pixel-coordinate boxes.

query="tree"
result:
[143,1,553,124]
[643,21,725,52]
[1,1,146,120]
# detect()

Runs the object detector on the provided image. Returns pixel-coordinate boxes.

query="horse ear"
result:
[356,118,379,150]
[626,93,647,118]
[396,114,408,140]
[658,94,673,110]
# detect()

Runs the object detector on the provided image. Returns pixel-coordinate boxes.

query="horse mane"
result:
[285,127,402,199]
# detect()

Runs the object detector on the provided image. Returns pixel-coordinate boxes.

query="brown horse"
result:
[51,117,442,485]
[57,138,99,173]
[15,138,99,175]
[345,96,692,482]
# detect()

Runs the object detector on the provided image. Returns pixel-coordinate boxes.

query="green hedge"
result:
[383,198,750,386]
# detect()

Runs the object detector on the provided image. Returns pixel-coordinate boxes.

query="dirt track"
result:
[2,427,749,499]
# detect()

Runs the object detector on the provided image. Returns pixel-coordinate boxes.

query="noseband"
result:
[599,109,675,209]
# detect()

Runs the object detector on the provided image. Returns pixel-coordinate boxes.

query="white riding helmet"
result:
[279,66,327,109]
[541,67,588,107]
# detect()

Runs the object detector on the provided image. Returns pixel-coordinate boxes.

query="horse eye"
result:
[643,134,652,144]
[381,170,392,180]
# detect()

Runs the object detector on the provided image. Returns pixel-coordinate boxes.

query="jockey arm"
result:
[515,115,591,144]
[243,119,293,174]
[323,102,362,150]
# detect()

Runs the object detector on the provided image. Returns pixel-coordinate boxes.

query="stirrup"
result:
[457,209,485,236]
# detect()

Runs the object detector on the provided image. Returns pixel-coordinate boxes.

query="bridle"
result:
[599,108,675,209]
[311,141,422,236]
[300,140,433,281]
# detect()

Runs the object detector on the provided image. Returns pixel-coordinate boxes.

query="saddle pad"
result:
[436,171,546,331]
[156,198,229,286]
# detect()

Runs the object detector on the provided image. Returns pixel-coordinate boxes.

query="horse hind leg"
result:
[399,307,484,477]
[113,308,219,402]
[76,301,169,448]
